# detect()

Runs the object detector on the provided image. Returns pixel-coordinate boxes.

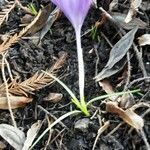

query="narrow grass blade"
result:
[42,71,79,102]
[87,89,140,106]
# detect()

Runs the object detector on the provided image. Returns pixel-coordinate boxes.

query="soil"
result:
[0,0,150,150]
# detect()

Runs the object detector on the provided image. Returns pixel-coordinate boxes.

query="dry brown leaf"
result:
[138,34,150,46]
[0,95,32,109]
[106,101,144,129]
[99,80,114,94]
[125,0,142,23]
[123,109,144,129]
[25,4,51,35]
[43,92,63,103]
[98,80,118,101]
[0,1,16,27]
[22,121,42,150]
[0,124,25,150]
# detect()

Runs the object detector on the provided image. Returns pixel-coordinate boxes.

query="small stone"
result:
[74,118,90,132]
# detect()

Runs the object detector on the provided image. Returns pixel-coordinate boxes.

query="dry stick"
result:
[92,121,110,150]
[100,32,113,48]
[139,129,150,150]
[107,122,124,136]
[44,116,53,150]
[4,57,14,81]
[124,52,131,90]
[94,45,100,77]
[37,105,67,129]
[133,44,148,78]
[128,77,150,88]
[141,108,150,117]
[50,128,65,145]
[1,54,17,128]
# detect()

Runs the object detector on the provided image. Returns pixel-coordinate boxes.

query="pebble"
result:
[74,118,90,132]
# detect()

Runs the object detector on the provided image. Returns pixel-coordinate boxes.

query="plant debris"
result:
[0,0,149,149]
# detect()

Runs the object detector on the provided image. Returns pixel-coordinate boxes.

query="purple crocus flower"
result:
[50,0,92,116]
[50,0,92,29]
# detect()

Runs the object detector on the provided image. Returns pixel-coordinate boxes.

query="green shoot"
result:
[30,71,140,149]
[42,71,89,116]
[42,71,140,116]
[87,89,140,106]
[27,3,38,16]
[90,25,98,40]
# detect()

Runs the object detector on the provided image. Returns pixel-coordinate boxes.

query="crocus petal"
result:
[51,0,92,29]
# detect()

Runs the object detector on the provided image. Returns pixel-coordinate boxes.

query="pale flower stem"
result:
[75,28,85,102]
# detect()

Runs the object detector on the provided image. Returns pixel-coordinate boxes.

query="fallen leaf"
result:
[138,34,150,46]
[106,101,144,129]
[39,7,59,41]
[123,109,144,129]
[22,121,42,150]
[99,80,118,101]
[0,124,25,150]
[112,12,147,29]
[95,27,138,81]
[43,92,63,103]
[25,4,51,36]
[125,0,142,23]
[99,80,114,94]
[0,95,32,109]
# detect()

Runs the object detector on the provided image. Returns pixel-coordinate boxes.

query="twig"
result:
[1,53,17,127]
[100,32,113,48]
[92,121,110,150]
[107,122,124,136]
[4,57,14,81]
[133,43,148,78]
[124,52,131,90]
[50,128,65,145]
[44,116,53,150]
[139,129,150,150]
[37,105,67,129]
[141,108,150,117]
[93,45,99,79]
[131,102,150,110]
[128,77,150,88]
